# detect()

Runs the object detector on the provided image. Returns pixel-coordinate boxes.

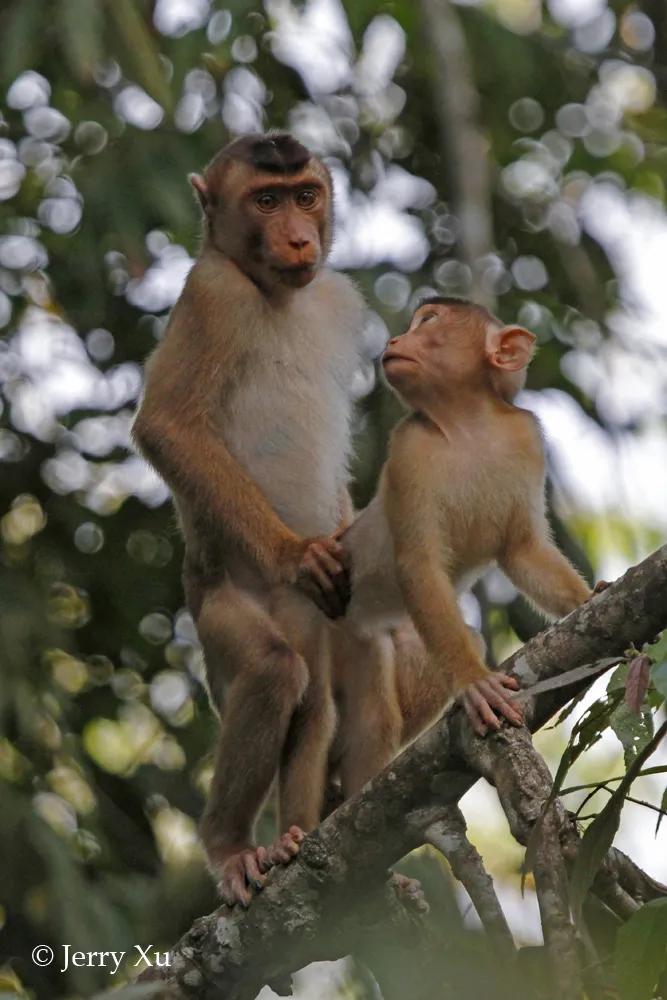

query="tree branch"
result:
[425,807,516,958]
[138,544,667,999]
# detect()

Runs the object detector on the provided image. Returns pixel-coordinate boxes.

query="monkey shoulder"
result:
[314,268,367,336]
[318,267,364,309]
[385,416,441,489]
[510,406,545,461]
[187,252,263,317]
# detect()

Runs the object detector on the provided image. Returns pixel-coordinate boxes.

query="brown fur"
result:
[341,300,591,755]
[133,135,365,906]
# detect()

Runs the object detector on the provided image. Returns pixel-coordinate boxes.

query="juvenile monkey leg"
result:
[337,632,403,798]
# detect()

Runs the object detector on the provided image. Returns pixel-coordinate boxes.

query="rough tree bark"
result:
[138,544,667,1000]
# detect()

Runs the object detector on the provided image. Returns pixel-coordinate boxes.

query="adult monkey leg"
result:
[273,592,337,838]
[197,581,310,907]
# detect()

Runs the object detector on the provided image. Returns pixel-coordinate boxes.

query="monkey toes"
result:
[218,827,305,907]
[265,825,305,865]
[218,846,270,908]
[390,872,430,915]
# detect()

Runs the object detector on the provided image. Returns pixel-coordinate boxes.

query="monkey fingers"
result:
[309,540,348,587]
[298,574,345,619]
[218,847,269,908]
[311,542,350,604]
[461,674,524,737]
[298,546,348,618]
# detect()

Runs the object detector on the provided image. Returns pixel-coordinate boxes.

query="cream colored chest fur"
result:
[222,270,365,536]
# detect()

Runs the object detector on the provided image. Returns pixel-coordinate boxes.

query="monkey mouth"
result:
[279,261,317,274]
[277,263,317,287]
[382,352,415,366]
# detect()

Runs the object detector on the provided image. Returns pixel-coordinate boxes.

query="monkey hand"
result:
[460,672,523,737]
[292,535,350,619]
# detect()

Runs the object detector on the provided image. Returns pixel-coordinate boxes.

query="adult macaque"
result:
[341,297,592,749]
[133,133,367,906]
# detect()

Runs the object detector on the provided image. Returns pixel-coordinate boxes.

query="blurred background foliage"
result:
[0,0,666,997]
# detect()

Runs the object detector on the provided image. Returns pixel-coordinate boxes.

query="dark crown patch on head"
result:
[418,295,474,309]
[251,134,310,173]
[222,133,311,174]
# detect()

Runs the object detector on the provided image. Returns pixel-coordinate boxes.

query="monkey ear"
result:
[486,325,536,372]
[188,173,209,211]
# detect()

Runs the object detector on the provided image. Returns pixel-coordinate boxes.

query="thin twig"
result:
[424,807,516,959]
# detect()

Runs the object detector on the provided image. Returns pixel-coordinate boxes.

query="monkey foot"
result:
[217,827,305,907]
[593,579,610,594]
[265,825,306,865]
[389,872,430,915]
[217,845,270,908]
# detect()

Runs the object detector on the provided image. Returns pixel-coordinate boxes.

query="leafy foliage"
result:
[615,898,667,1000]
[0,1,665,998]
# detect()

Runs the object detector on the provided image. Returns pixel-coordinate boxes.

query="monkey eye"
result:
[296,188,318,209]
[255,192,280,212]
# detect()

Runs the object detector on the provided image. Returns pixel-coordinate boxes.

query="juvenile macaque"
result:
[341,297,591,744]
[133,133,366,905]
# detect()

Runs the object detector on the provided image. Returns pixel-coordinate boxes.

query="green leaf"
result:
[570,793,624,920]
[570,722,667,921]
[647,632,667,664]
[651,661,667,703]
[610,701,654,768]
[657,785,667,835]
[615,898,667,1000]
[522,692,621,887]
[550,682,590,728]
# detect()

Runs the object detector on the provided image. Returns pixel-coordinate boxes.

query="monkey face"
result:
[193,134,335,294]
[383,303,536,408]
[250,181,326,285]
[382,304,484,402]
[214,168,332,293]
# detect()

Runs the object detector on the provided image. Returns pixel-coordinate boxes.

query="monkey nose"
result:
[289,238,310,250]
